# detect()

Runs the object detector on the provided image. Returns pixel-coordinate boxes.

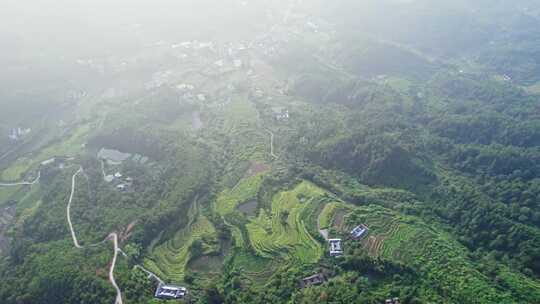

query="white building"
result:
[329,239,343,256]
[197,94,207,102]
[350,224,369,239]
[154,284,187,299]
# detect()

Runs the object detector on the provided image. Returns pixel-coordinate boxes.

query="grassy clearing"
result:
[215,173,264,216]
[0,186,22,205]
[233,250,272,273]
[222,95,259,131]
[379,76,412,91]
[1,124,90,181]
[217,94,269,161]
[13,184,42,211]
[187,255,223,274]
[318,202,339,229]
[246,181,324,263]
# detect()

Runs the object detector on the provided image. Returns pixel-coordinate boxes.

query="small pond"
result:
[238,199,258,217]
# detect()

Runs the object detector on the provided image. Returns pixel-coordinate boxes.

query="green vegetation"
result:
[215,173,264,216]
[318,202,341,229]
[3,1,540,303]
[144,214,218,283]
[246,181,324,263]
[345,206,535,303]
[0,186,21,205]
[1,124,89,181]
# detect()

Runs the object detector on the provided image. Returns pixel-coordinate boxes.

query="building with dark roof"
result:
[300,273,326,288]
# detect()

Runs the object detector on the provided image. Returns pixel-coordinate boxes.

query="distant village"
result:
[7,127,31,141]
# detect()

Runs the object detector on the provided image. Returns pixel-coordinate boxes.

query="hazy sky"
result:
[0,0,273,61]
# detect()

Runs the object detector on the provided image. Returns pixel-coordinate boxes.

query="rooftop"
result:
[155,284,187,299]
[329,239,343,256]
[350,224,369,239]
[300,273,326,288]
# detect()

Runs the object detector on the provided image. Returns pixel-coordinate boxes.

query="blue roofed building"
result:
[350,224,369,240]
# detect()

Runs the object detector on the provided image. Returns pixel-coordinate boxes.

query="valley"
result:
[2,1,540,303]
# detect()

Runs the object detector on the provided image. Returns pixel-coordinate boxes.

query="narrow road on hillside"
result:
[134,265,164,284]
[266,129,278,159]
[108,233,123,304]
[0,171,40,187]
[66,167,123,304]
[100,159,108,181]
[67,168,83,248]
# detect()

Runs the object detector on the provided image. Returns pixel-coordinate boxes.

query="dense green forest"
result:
[2,0,540,303]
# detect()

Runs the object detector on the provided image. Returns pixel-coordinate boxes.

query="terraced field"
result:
[344,205,540,303]
[215,95,269,162]
[246,181,324,263]
[144,202,218,283]
[215,173,264,216]
[232,250,275,287]
[317,201,351,230]
[317,202,338,229]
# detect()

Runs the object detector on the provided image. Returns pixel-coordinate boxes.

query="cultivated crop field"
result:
[144,202,218,284]
[246,181,324,263]
[344,205,540,303]
[215,173,264,216]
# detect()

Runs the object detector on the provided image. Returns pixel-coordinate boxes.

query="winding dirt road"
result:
[66,167,123,304]
[0,171,40,187]
[134,265,164,284]
[108,233,123,304]
[67,168,83,248]
[266,129,278,159]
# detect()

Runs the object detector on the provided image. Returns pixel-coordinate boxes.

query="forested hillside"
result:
[1,0,540,303]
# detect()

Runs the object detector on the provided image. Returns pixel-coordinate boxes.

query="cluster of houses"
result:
[171,40,215,51]
[298,224,372,290]
[385,297,401,304]
[327,224,369,257]
[154,283,188,300]
[272,107,290,121]
[104,172,133,192]
[175,83,209,105]
[8,127,31,141]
